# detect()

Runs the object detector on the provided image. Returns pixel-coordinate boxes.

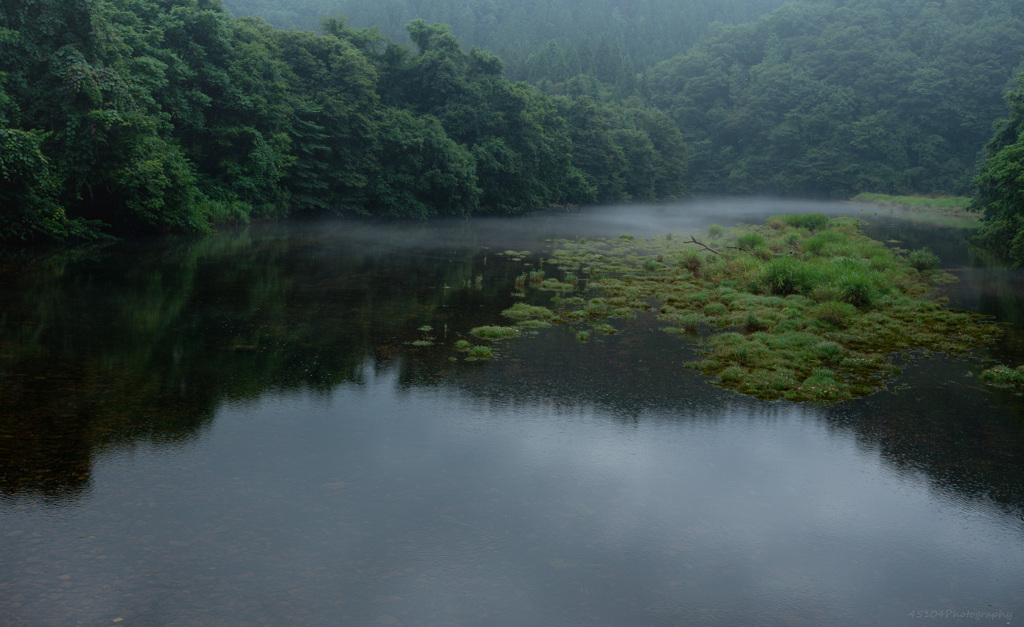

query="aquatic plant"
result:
[736,232,766,251]
[907,247,941,271]
[781,213,831,231]
[473,215,999,403]
[471,326,521,340]
[576,330,591,342]
[466,345,493,360]
[502,302,555,321]
[980,364,1024,385]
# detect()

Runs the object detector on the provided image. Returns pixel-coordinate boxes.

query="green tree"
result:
[972,70,1024,264]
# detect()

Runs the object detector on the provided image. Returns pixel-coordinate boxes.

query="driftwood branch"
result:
[688,235,722,255]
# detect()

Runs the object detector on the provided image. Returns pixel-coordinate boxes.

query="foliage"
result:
[853,193,972,211]
[528,216,999,402]
[980,364,1024,385]
[0,1,690,241]
[646,0,1024,198]
[221,0,789,85]
[972,71,1024,265]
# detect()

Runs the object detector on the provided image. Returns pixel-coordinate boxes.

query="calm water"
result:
[1,200,1022,626]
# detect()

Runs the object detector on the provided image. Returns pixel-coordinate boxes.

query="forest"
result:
[3,0,1024,262]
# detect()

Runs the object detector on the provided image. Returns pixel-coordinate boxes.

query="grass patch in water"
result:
[502,302,555,321]
[465,345,493,360]
[482,215,999,403]
[980,364,1024,386]
[471,326,521,340]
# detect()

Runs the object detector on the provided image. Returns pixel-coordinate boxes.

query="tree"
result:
[972,70,1024,264]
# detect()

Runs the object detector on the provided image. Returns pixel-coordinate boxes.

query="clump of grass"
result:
[811,301,857,327]
[529,269,545,283]
[754,256,814,296]
[798,369,851,401]
[907,247,941,271]
[736,232,766,251]
[813,341,844,362]
[619,234,635,240]
[707,224,724,238]
[576,330,591,342]
[502,303,555,321]
[454,339,472,351]
[980,364,1024,385]
[539,278,577,291]
[744,310,770,332]
[781,213,831,231]
[593,323,617,335]
[466,345,493,360]
[680,249,703,273]
[703,302,728,317]
[471,326,521,340]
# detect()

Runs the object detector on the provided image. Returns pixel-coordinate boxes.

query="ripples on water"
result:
[1,200,1022,625]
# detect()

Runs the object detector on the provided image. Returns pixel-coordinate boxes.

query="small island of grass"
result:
[504,213,999,403]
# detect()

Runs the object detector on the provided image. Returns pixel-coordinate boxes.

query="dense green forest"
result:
[973,72,1024,265]
[0,0,685,241]
[220,0,789,85]
[645,0,1024,197]
[4,0,1024,260]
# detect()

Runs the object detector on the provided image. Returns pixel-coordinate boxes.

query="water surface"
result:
[1,200,1022,625]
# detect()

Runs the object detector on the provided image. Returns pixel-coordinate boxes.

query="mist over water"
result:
[1,200,1022,625]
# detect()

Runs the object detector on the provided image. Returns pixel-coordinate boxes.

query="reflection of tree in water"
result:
[404,315,1024,520]
[4,217,1022,519]
[823,356,1024,516]
[0,226,509,502]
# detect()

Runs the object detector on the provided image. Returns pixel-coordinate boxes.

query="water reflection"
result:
[1,200,1022,624]
[2,362,1021,625]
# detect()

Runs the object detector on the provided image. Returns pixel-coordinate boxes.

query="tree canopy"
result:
[645,0,1024,198]
[972,69,1024,265]
[0,1,685,241]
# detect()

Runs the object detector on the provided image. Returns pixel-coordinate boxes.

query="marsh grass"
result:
[465,345,493,360]
[980,364,1024,385]
[471,326,521,340]
[502,302,555,322]
[520,214,1000,403]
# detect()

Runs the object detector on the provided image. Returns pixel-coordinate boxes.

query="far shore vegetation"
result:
[851,193,980,229]
[482,213,999,403]
[851,193,973,211]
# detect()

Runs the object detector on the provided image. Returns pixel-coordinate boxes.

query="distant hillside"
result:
[645,0,1024,197]
[220,0,789,80]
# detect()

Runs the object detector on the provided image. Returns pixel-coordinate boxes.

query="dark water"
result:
[1,200,1022,626]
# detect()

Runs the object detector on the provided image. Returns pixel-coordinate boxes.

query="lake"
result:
[1,199,1022,626]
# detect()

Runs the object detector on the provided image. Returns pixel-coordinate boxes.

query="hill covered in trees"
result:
[220,0,789,85]
[5,0,1024,259]
[645,0,1024,198]
[0,0,685,241]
